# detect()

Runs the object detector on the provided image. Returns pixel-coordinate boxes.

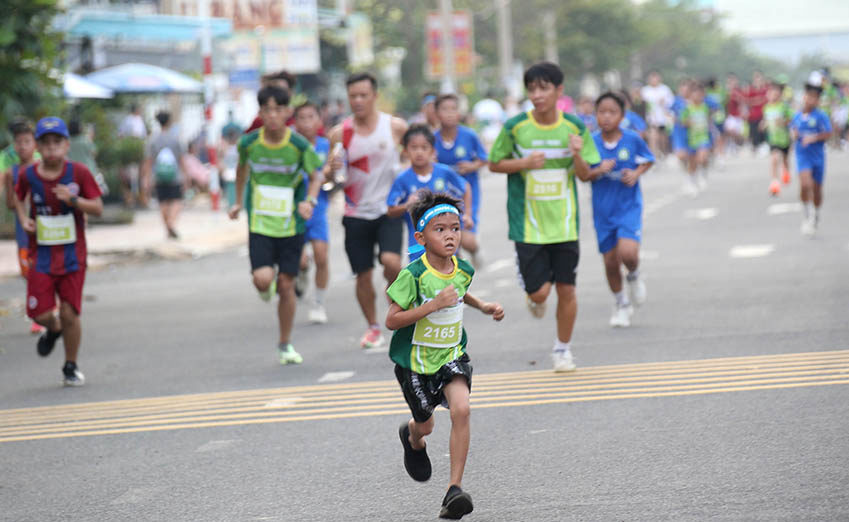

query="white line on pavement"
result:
[767,202,802,216]
[729,244,775,258]
[494,278,514,289]
[264,397,302,408]
[317,371,355,383]
[645,192,681,217]
[111,487,167,505]
[685,208,718,220]
[639,250,660,260]
[196,439,239,452]
[484,258,514,274]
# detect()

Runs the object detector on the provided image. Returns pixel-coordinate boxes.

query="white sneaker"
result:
[609,305,633,328]
[308,303,328,324]
[683,180,699,198]
[696,173,708,192]
[526,296,546,319]
[62,368,85,387]
[800,219,816,237]
[552,350,577,373]
[627,277,646,306]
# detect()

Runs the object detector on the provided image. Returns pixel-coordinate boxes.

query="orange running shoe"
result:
[29,322,45,335]
[769,179,781,196]
[781,169,791,185]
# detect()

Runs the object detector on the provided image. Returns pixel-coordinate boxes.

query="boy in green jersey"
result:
[386,190,503,520]
[760,82,794,196]
[489,62,600,373]
[228,86,323,365]
[681,82,712,195]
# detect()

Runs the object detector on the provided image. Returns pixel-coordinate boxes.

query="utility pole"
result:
[543,10,557,64]
[440,0,456,94]
[199,0,220,210]
[496,0,513,95]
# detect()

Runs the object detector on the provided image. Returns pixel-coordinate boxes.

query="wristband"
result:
[307,196,318,206]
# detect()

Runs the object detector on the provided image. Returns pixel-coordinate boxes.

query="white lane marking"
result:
[472,289,492,298]
[729,244,775,258]
[639,250,660,260]
[318,371,355,383]
[363,346,389,354]
[264,397,302,408]
[112,487,167,505]
[645,192,680,216]
[485,258,514,274]
[494,278,514,289]
[767,202,802,215]
[685,207,718,220]
[529,429,548,435]
[196,439,239,453]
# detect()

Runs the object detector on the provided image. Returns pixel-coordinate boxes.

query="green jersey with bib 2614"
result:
[387,256,475,375]
[489,111,600,244]
[238,127,321,238]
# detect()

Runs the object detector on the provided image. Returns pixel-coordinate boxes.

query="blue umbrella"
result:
[85,63,203,94]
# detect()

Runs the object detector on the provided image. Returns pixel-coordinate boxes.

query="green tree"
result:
[0,0,64,142]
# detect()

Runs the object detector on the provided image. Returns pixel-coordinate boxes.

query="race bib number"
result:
[254,185,294,217]
[36,214,76,246]
[412,302,464,348]
[527,169,568,201]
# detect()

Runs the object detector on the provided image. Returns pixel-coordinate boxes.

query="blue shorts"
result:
[797,157,825,185]
[304,195,329,243]
[596,224,641,254]
[671,126,688,152]
[687,142,711,155]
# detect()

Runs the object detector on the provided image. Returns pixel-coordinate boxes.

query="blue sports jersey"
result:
[302,136,330,203]
[434,125,487,231]
[791,109,831,165]
[11,165,28,248]
[590,129,655,232]
[620,110,647,133]
[387,163,468,250]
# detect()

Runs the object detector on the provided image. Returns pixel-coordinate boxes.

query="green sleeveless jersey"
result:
[490,111,600,244]
[238,127,321,238]
[387,255,475,374]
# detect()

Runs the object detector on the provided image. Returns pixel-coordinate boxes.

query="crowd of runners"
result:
[2,59,843,519]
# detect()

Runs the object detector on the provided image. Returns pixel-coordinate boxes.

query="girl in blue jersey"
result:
[588,92,655,328]
[387,125,473,263]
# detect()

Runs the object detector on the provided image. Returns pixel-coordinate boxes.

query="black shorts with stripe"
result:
[394,354,472,423]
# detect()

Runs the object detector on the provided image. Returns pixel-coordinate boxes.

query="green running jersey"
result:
[763,102,794,148]
[490,111,600,244]
[682,103,711,148]
[238,127,321,238]
[387,255,475,374]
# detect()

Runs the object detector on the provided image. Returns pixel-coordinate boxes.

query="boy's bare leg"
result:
[277,273,296,344]
[555,283,577,343]
[355,269,377,325]
[58,301,81,363]
[312,240,329,290]
[444,377,471,487]
[408,415,434,450]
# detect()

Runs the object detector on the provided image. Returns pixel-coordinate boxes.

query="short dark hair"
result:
[408,189,462,228]
[804,83,823,96]
[258,85,290,107]
[8,119,34,137]
[523,62,564,88]
[402,124,435,148]
[435,93,459,110]
[262,70,296,89]
[293,102,319,118]
[595,91,625,113]
[346,72,377,90]
[155,111,171,127]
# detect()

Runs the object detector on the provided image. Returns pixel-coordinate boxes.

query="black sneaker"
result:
[439,485,474,520]
[37,329,62,357]
[398,422,431,482]
[62,361,85,387]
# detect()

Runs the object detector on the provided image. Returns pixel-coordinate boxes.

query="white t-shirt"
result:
[641,84,674,126]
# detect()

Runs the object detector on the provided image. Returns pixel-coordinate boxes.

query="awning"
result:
[86,63,203,94]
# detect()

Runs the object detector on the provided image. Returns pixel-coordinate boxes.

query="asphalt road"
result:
[1,150,848,521]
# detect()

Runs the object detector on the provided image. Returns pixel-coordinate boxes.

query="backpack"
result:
[154,146,178,184]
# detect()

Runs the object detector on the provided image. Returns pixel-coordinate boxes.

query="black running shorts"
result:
[249,233,305,276]
[155,183,183,202]
[515,240,580,294]
[395,354,472,423]
[342,214,403,274]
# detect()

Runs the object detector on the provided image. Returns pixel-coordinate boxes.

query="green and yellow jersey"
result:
[682,103,711,148]
[490,111,600,244]
[238,127,321,238]
[763,101,794,148]
[387,255,475,375]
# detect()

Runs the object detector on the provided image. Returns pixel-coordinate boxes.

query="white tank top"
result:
[342,112,400,219]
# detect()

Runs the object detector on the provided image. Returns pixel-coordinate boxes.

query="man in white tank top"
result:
[326,72,408,349]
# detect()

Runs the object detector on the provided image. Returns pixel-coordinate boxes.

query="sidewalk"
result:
[0,199,247,279]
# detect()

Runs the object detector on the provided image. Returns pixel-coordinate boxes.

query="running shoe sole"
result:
[440,491,474,519]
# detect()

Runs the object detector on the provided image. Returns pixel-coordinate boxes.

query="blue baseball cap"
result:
[35,117,69,140]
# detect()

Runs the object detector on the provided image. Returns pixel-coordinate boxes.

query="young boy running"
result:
[228,86,323,364]
[588,92,655,328]
[433,94,488,266]
[386,190,503,520]
[2,120,44,335]
[791,83,832,237]
[761,82,794,196]
[387,125,472,264]
[489,62,600,372]
[13,117,103,386]
[682,82,712,195]
[293,102,331,324]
